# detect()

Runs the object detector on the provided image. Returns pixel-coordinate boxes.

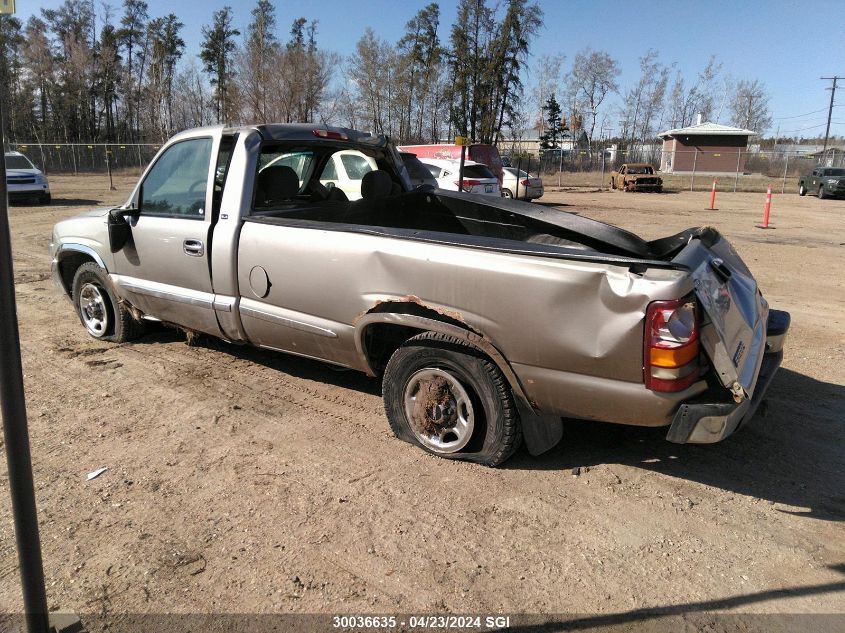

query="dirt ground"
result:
[0,174,843,629]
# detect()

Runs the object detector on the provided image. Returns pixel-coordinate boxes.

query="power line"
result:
[778,121,830,134]
[774,104,842,120]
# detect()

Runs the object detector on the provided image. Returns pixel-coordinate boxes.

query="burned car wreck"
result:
[50,124,789,466]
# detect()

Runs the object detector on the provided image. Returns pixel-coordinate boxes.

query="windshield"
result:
[5,155,35,170]
[823,168,845,177]
[506,168,530,178]
[626,165,653,175]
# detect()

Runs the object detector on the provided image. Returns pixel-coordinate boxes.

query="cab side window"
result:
[140,138,212,218]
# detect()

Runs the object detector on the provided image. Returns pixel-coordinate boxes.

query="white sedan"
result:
[419,158,501,197]
[502,167,543,201]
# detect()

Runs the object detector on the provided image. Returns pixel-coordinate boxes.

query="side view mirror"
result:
[107,208,133,253]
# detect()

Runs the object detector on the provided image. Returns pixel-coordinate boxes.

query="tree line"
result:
[0,0,779,148]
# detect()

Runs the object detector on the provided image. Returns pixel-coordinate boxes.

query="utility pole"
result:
[820,76,841,164]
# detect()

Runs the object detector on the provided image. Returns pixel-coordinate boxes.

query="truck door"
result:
[111,132,223,336]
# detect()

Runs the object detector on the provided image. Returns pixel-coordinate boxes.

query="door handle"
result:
[183,239,204,257]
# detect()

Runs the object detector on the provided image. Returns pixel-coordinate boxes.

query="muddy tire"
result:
[383,331,522,467]
[502,188,513,199]
[72,262,144,343]
[798,183,806,196]
[40,193,52,205]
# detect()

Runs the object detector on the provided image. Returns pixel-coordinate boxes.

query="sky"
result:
[14,0,845,138]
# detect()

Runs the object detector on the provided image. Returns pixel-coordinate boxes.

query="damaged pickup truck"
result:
[50,124,790,466]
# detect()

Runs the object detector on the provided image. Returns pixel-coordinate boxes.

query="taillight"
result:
[644,296,700,392]
[520,179,530,187]
[454,179,481,188]
[313,129,348,140]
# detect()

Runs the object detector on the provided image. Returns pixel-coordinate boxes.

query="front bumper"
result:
[8,183,50,200]
[628,182,662,191]
[666,309,790,444]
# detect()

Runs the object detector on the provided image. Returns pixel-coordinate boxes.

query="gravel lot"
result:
[1,175,843,630]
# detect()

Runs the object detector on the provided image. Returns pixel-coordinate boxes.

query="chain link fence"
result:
[8,142,843,195]
[7,142,162,177]
[505,147,844,194]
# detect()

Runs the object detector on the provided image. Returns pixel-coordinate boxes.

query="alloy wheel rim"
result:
[79,283,109,337]
[403,368,475,453]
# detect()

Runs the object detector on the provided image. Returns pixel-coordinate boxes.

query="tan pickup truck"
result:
[610,163,663,192]
[50,124,789,466]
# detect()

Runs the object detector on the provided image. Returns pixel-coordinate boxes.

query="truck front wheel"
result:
[72,262,144,343]
[383,331,522,467]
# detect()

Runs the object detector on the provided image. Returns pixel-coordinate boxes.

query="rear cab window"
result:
[252,144,392,210]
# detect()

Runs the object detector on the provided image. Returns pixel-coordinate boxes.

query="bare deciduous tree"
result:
[729,79,772,133]
[566,48,620,145]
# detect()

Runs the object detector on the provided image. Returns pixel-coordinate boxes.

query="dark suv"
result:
[798,167,845,199]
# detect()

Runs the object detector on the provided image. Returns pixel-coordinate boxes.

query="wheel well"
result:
[58,252,97,296]
[363,323,423,375]
[360,301,478,375]
[357,303,534,415]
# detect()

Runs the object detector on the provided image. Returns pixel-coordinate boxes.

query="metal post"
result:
[0,81,51,633]
[106,146,115,191]
[37,144,47,176]
[782,152,790,195]
[557,145,563,187]
[600,147,606,191]
[458,144,466,193]
[734,148,742,192]
[515,157,522,200]
[690,148,698,191]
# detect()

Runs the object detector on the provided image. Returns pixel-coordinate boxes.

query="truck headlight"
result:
[826,178,838,185]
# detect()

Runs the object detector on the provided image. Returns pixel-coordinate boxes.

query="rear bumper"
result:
[666,309,790,444]
[518,186,544,199]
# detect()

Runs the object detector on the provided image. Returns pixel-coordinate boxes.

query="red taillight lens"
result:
[520,179,530,187]
[313,129,348,140]
[454,179,481,188]
[644,297,700,392]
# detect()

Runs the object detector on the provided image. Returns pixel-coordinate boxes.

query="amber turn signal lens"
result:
[650,342,699,368]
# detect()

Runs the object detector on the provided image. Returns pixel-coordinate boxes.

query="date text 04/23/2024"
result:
[332,615,512,629]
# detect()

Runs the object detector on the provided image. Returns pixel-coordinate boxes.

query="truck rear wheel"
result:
[798,183,806,196]
[383,331,522,466]
[72,262,144,343]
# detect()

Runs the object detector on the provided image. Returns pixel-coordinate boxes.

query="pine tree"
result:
[200,7,240,124]
[540,93,566,149]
